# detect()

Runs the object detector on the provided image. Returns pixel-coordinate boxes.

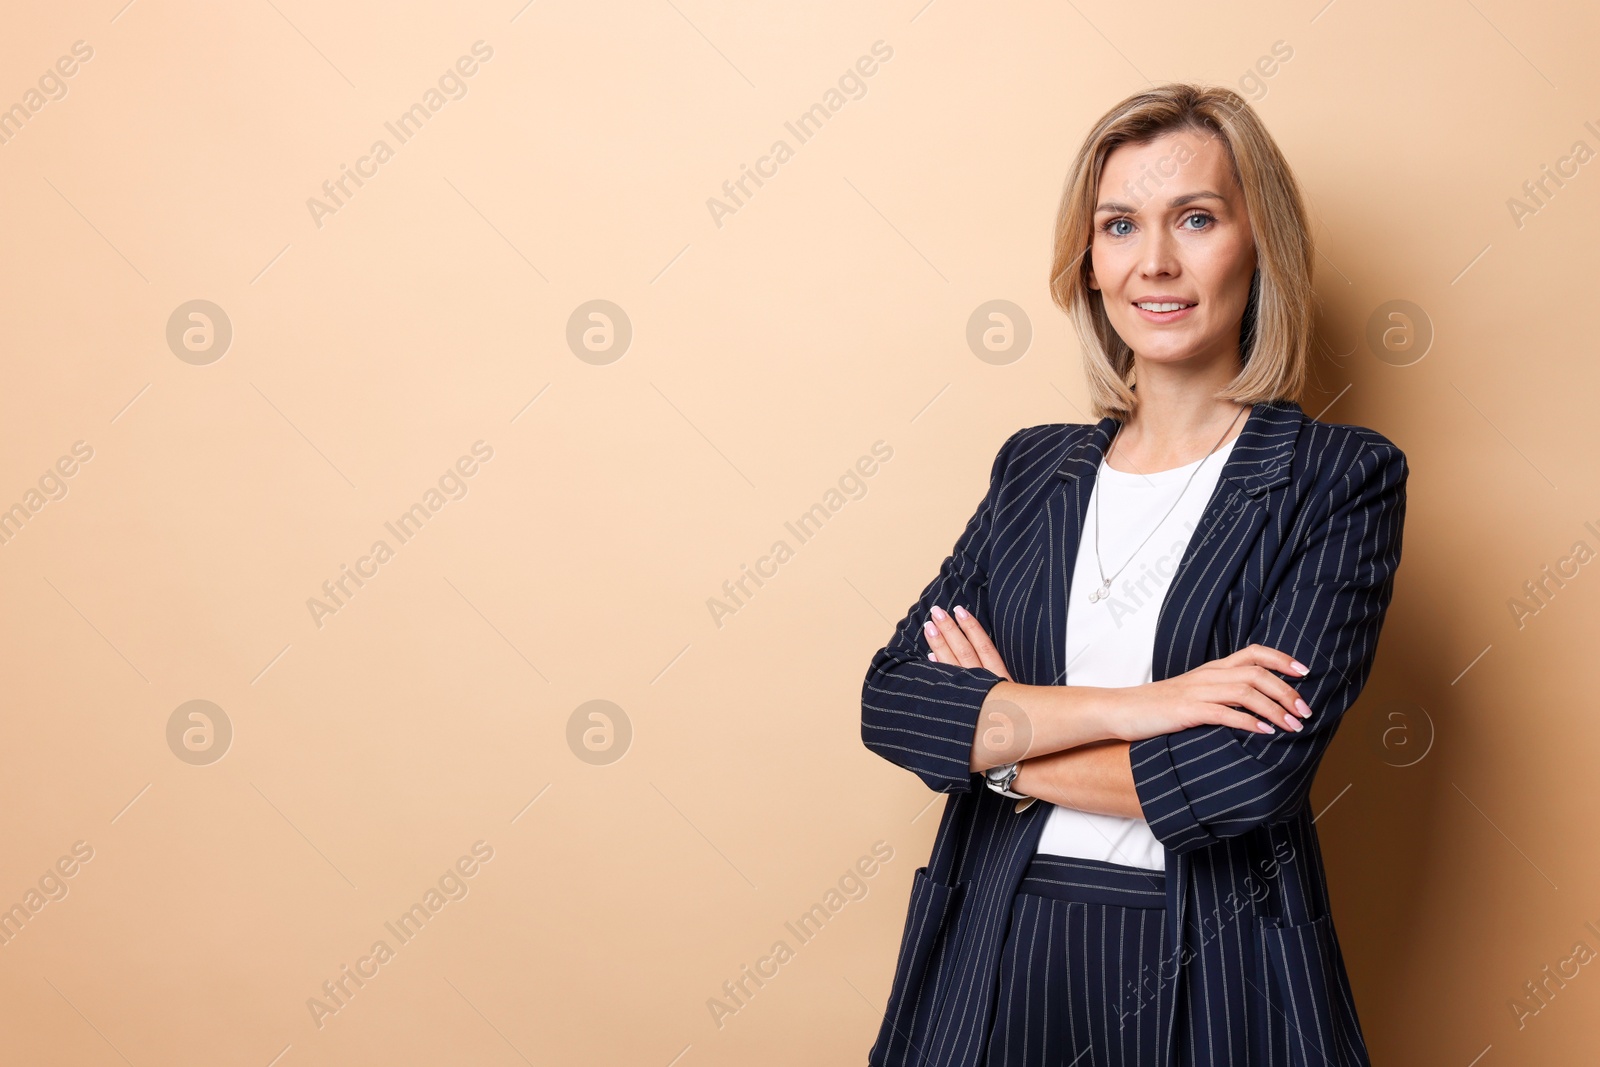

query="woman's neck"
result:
[1106,360,1251,474]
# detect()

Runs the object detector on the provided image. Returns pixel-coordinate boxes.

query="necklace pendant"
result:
[1088,579,1111,604]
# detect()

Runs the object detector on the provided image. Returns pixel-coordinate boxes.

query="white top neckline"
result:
[1099,436,1238,487]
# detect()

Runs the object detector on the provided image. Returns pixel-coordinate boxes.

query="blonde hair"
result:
[1049,83,1314,419]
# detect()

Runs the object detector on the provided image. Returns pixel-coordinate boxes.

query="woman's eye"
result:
[1182,212,1215,231]
[1104,218,1133,237]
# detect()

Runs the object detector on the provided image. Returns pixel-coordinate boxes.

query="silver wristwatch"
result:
[983,761,1027,800]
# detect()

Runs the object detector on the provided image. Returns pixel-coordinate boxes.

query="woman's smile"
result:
[1132,298,1199,323]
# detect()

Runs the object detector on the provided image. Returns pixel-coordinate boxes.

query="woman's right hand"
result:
[1100,644,1314,742]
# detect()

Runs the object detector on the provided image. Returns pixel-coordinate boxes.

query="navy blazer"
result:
[861,399,1407,1067]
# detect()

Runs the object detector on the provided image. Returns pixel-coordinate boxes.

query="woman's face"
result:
[1086,129,1258,372]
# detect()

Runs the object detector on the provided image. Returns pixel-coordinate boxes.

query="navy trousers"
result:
[984,854,1172,1067]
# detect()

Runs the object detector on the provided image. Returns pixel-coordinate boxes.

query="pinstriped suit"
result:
[861,399,1407,1066]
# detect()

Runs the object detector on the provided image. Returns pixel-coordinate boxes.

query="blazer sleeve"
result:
[1129,435,1409,854]
[859,430,1020,794]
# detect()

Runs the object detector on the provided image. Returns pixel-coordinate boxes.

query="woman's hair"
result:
[1049,83,1314,419]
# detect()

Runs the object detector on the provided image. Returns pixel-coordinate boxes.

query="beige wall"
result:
[1,1,1595,1063]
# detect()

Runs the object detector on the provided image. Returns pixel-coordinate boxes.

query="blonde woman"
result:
[862,84,1406,1067]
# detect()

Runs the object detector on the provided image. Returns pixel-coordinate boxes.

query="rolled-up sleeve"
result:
[860,431,1019,794]
[1130,437,1408,854]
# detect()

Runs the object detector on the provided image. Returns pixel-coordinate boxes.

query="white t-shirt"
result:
[1032,435,1238,871]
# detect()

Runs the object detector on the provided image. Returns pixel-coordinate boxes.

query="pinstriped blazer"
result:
[860,399,1407,1067]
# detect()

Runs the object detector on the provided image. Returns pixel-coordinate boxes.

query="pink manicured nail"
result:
[928,652,937,660]
[931,605,948,620]
[1285,716,1303,732]
[924,620,938,635]
[954,605,969,619]
[1290,660,1309,675]
[1295,699,1312,718]
[1257,721,1275,733]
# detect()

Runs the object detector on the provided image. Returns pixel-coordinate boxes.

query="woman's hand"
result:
[923,604,1013,682]
[1102,644,1314,742]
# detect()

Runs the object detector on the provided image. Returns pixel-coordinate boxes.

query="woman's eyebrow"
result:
[1095,190,1228,214]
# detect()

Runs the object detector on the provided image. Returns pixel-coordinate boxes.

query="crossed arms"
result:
[860,429,1407,853]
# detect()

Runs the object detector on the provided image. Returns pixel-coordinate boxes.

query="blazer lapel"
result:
[1150,399,1302,678]
[1037,416,1113,686]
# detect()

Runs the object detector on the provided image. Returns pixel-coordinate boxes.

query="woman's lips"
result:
[1133,302,1197,323]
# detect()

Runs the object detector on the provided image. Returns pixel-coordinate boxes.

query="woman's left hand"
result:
[924,605,1013,682]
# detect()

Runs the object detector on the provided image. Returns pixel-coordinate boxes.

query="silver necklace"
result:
[1086,405,1246,604]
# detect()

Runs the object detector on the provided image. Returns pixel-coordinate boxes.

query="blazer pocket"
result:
[880,867,968,1038]
[1254,914,1353,1067]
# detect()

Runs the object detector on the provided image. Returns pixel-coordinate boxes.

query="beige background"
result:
[1,0,1596,1063]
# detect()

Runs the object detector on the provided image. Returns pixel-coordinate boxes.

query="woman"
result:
[861,84,1407,1067]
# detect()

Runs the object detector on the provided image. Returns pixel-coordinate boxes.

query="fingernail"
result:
[1295,699,1312,718]
[954,605,969,619]
[924,620,938,635]
[928,652,937,660]
[1285,716,1303,732]
[1257,721,1275,733]
[931,606,948,620]
[1290,660,1309,676]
